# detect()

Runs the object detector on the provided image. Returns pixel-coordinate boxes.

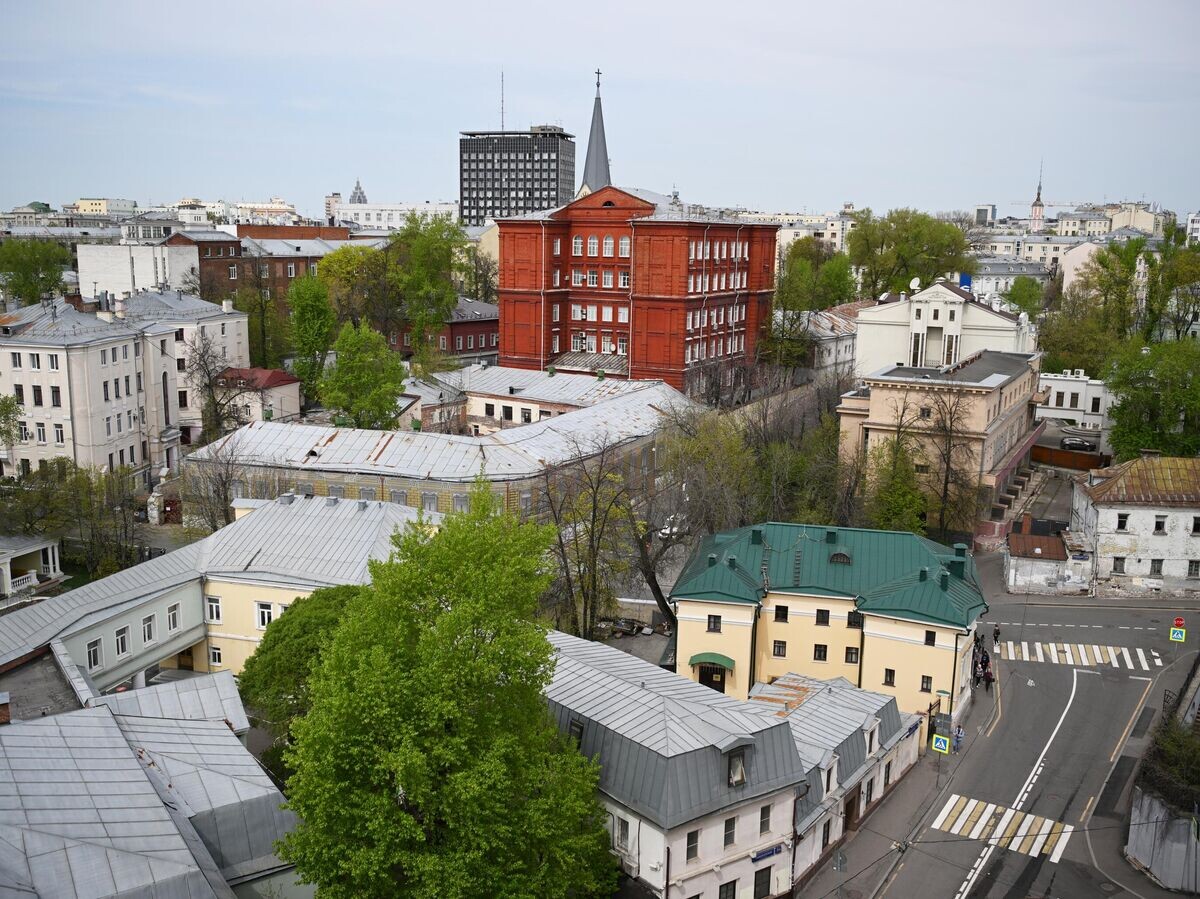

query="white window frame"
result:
[209,645,223,666]
[587,235,599,256]
[86,639,102,671]
[141,614,156,645]
[618,235,630,258]
[572,236,583,256]
[167,602,180,632]
[114,626,130,658]
[602,235,614,257]
[205,595,222,623]
[256,601,273,630]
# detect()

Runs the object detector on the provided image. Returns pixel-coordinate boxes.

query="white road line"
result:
[1076,644,1090,666]
[1064,623,1075,627]
[1092,644,1104,664]
[1035,642,1045,663]
[1122,647,1134,668]
[969,803,997,841]
[1153,651,1163,667]
[1007,640,1015,660]
[1136,648,1149,671]
[933,794,961,830]
[1064,643,1075,665]
[1108,646,1119,667]
[1030,822,1052,857]
[1120,625,1131,630]
[988,808,1017,846]
[1011,813,1036,850]
[1131,676,1152,682]
[1047,643,1058,664]
[953,799,980,834]
[1049,824,1075,863]
[1021,641,1029,661]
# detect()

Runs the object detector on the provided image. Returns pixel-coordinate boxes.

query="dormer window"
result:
[728,749,746,787]
[830,552,851,565]
[568,719,584,745]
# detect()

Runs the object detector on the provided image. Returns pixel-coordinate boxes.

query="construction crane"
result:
[1008,200,1093,208]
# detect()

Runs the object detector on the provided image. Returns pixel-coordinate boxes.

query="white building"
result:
[73,198,138,218]
[0,533,62,599]
[1035,368,1113,433]
[234,197,299,224]
[332,200,459,230]
[1186,212,1199,246]
[1059,228,1155,299]
[77,241,198,297]
[1071,454,1200,594]
[545,632,919,898]
[216,366,303,425]
[1055,210,1112,237]
[966,255,1049,300]
[854,280,1036,376]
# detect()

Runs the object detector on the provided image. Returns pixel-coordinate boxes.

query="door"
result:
[178,647,193,671]
[844,783,862,830]
[698,663,726,694]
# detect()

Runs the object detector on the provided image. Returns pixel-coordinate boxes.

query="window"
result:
[100,349,107,365]
[29,353,40,370]
[1193,516,1200,535]
[775,605,788,622]
[484,403,495,417]
[719,883,737,899]
[686,829,699,861]
[35,423,45,444]
[1116,513,1129,531]
[205,595,222,623]
[501,405,513,421]
[919,406,931,419]
[256,602,273,629]
[1189,560,1200,579]
[772,640,787,658]
[814,644,828,661]
[949,309,955,322]
[845,646,860,664]
[114,626,130,657]
[925,630,936,646]
[602,235,614,256]
[728,750,746,787]
[86,639,102,671]
[1154,515,1167,535]
[48,353,59,370]
[103,382,110,401]
[602,271,613,288]
[50,386,60,407]
[848,611,864,629]
[54,424,63,444]
[1150,558,1164,577]
[707,614,722,632]
[617,306,629,323]
[572,236,583,256]
[1113,556,1126,574]
[551,304,560,322]
[587,235,598,256]
[760,804,771,835]
[884,760,893,788]
[816,609,830,626]
[618,270,630,289]
[587,270,598,287]
[753,868,771,899]
[422,492,439,512]
[921,675,933,693]
[884,668,896,686]
[724,816,737,847]
[209,645,223,666]
[1091,396,1102,414]
[552,238,561,255]
[142,615,155,645]
[567,718,584,744]
[821,819,832,849]
[456,336,463,351]
[9,352,19,368]
[618,235,630,257]
[616,816,629,850]
[179,390,188,408]
[167,603,180,632]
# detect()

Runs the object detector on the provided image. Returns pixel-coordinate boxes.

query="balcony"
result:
[9,571,37,592]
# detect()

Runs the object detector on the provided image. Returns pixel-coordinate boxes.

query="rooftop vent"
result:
[325,497,338,507]
[707,553,717,568]
[954,543,967,558]
[358,500,368,511]
[751,528,762,545]
[825,529,837,545]
[727,556,738,569]
[939,570,949,591]
[277,494,294,505]
[919,567,928,581]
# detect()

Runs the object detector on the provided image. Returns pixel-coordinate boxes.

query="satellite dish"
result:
[909,277,921,291]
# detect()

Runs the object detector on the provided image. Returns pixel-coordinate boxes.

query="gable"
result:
[557,185,655,218]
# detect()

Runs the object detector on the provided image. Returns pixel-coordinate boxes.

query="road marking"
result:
[1076,644,1089,665]
[969,803,997,840]
[936,796,1074,862]
[1080,795,1095,823]
[1111,676,1156,762]
[998,642,1159,672]
[1109,646,1119,667]
[953,798,980,834]
[1122,647,1134,668]
[1092,644,1104,664]
[934,794,964,830]
[1035,642,1045,663]
[1050,825,1075,863]
[1007,640,1015,660]
[1063,644,1075,665]
[1136,648,1149,670]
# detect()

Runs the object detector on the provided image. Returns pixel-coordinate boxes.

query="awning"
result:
[688,652,735,670]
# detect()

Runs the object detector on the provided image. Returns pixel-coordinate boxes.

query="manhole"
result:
[1099,883,1117,893]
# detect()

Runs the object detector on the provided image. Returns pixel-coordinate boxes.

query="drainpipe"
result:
[856,607,865,689]
[699,224,712,377]
[949,628,969,723]
[539,220,546,371]
[627,220,635,370]
[664,844,670,899]
[748,601,760,696]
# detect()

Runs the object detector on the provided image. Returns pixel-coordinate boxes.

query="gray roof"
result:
[432,364,652,407]
[188,382,688,484]
[88,671,250,734]
[122,288,243,324]
[449,296,499,321]
[1,226,120,239]
[163,230,237,243]
[972,255,1050,276]
[580,85,611,193]
[869,350,1036,389]
[545,632,808,829]
[0,534,55,560]
[0,298,144,348]
[550,351,629,376]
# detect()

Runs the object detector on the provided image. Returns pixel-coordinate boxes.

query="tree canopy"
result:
[1003,275,1044,318]
[287,275,337,404]
[280,483,616,899]
[0,394,19,448]
[318,322,407,428]
[0,239,70,305]
[846,208,975,298]
[865,439,926,535]
[1106,340,1200,460]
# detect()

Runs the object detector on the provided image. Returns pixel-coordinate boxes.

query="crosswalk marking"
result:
[934,794,1073,863]
[997,642,1161,671]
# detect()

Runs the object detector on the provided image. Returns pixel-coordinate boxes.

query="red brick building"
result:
[391,297,499,365]
[497,185,777,393]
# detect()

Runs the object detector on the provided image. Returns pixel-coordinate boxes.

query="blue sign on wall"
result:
[958,273,973,291]
[751,844,783,863]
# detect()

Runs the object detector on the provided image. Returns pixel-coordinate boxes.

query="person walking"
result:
[993,623,1001,653]
[974,661,983,688]
[984,667,995,693]
[953,725,965,754]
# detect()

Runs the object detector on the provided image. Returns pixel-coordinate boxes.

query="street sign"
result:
[931,734,950,755]
[1175,617,1186,629]
[1171,627,1187,643]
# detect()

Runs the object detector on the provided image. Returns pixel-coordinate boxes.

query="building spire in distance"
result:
[580,69,611,193]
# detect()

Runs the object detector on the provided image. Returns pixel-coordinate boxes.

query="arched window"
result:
[602,236,614,257]
[830,552,852,565]
[618,236,631,258]
[572,235,583,256]
[587,236,599,257]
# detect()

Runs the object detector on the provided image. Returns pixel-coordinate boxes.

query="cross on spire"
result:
[595,68,602,95]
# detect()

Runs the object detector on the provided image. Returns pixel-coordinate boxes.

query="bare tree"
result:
[184,330,254,445]
[922,388,985,539]
[936,209,992,251]
[182,433,286,532]
[64,466,143,578]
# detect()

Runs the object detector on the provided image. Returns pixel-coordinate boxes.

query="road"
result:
[870,555,1198,899]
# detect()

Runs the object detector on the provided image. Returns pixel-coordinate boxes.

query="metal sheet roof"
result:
[1081,456,1200,507]
[89,671,250,733]
[433,364,653,407]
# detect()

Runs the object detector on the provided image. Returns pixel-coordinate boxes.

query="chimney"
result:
[325,496,338,507]
[825,529,837,545]
[919,567,928,581]
[114,296,126,319]
[222,299,234,313]
[939,570,949,591]
[750,527,763,545]
[358,500,368,511]
[954,543,967,558]
[727,556,738,569]
[277,493,294,505]
[0,692,10,726]
[707,553,717,568]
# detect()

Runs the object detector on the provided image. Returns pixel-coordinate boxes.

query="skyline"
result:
[2,0,1197,221]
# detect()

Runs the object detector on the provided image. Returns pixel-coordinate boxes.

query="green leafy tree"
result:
[0,394,20,450]
[233,286,289,369]
[319,322,407,428]
[847,208,976,298]
[238,585,365,736]
[462,246,498,304]
[1144,224,1200,341]
[1076,237,1146,339]
[389,214,467,370]
[1038,282,1121,376]
[1003,275,1044,318]
[280,484,617,899]
[866,440,926,534]
[0,457,76,533]
[1107,340,1200,460]
[0,239,70,305]
[316,243,384,326]
[288,275,337,405]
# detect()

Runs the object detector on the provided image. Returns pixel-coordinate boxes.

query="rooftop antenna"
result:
[500,68,505,131]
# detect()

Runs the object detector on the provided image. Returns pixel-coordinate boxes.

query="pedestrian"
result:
[974,661,983,688]
[953,725,965,754]
[981,648,990,669]
[985,668,994,693]
[993,623,1001,653]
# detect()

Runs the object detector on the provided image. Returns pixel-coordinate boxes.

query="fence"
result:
[1030,445,1111,471]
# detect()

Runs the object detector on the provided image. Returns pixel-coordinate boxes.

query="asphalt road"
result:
[875,556,1198,899]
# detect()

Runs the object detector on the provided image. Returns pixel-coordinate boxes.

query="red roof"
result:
[217,367,300,390]
[1007,533,1068,561]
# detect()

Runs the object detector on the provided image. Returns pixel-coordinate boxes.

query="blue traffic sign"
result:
[1171,627,1186,643]
[932,734,950,755]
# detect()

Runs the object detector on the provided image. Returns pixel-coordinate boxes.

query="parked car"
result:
[1060,437,1097,452]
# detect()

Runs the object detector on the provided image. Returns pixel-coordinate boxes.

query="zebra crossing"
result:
[995,640,1161,671]
[932,794,1074,863]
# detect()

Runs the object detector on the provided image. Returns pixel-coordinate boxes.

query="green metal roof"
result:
[670,523,987,630]
[687,651,735,670]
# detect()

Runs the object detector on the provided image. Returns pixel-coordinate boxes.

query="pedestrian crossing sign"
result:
[1171,627,1186,643]
[931,734,950,754]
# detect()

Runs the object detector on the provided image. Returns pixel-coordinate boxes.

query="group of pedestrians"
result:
[972,623,1000,693]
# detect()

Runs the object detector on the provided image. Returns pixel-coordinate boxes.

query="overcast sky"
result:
[2,1,1197,221]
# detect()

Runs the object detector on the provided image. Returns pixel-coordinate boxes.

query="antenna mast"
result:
[500,68,505,131]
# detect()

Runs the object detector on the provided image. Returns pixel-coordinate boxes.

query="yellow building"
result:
[672,523,987,735]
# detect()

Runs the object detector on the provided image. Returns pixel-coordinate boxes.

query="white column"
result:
[133,670,147,689]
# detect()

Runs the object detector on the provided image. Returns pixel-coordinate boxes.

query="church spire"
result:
[580,69,611,194]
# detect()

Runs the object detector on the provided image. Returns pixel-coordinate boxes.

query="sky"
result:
[2,1,1197,221]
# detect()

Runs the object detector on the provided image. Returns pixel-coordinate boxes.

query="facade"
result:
[787,302,871,381]
[1071,455,1200,594]
[497,184,777,394]
[1003,528,1090,595]
[76,240,199,296]
[183,381,688,516]
[853,281,1036,377]
[73,197,138,217]
[459,125,576,226]
[1107,202,1172,237]
[217,366,303,424]
[1055,210,1112,237]
[333,199,459,229]
[1035,368,1113,435]
[671,523,986,734]
[348,178,367,204]
[1060,229,1155,299]
[965,255,1049,300]
[1187,212,1200,246]
[234,197,299,224]
[391,296,499,365]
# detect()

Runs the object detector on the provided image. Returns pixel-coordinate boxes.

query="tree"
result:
[0,457,76,534]
[0,239,69,305]
[389,214,468,369]
[238,585,366,737]
[1076,237,1146,339]
[280,483,616,899]
[935,210,992,250]
[316,243,384,326]
[1144,225,1200,341]
[1038,282,1121,377]
[181,431,287,532]
[233,285,289,369]
[847,208,976,298]
[1003,275,1044,318]
[318,322,407,429]
[0,394,19,451]
[541,438,636,640]
[922,389,984,539]
[288,275,336,405]
[184,330,253,444]
[865,439,926,534]
[63,466,142,578]
[1107,340,1200,460]
[462,247,498,304]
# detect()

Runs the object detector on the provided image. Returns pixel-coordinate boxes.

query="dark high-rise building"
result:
[458,125,575,226]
